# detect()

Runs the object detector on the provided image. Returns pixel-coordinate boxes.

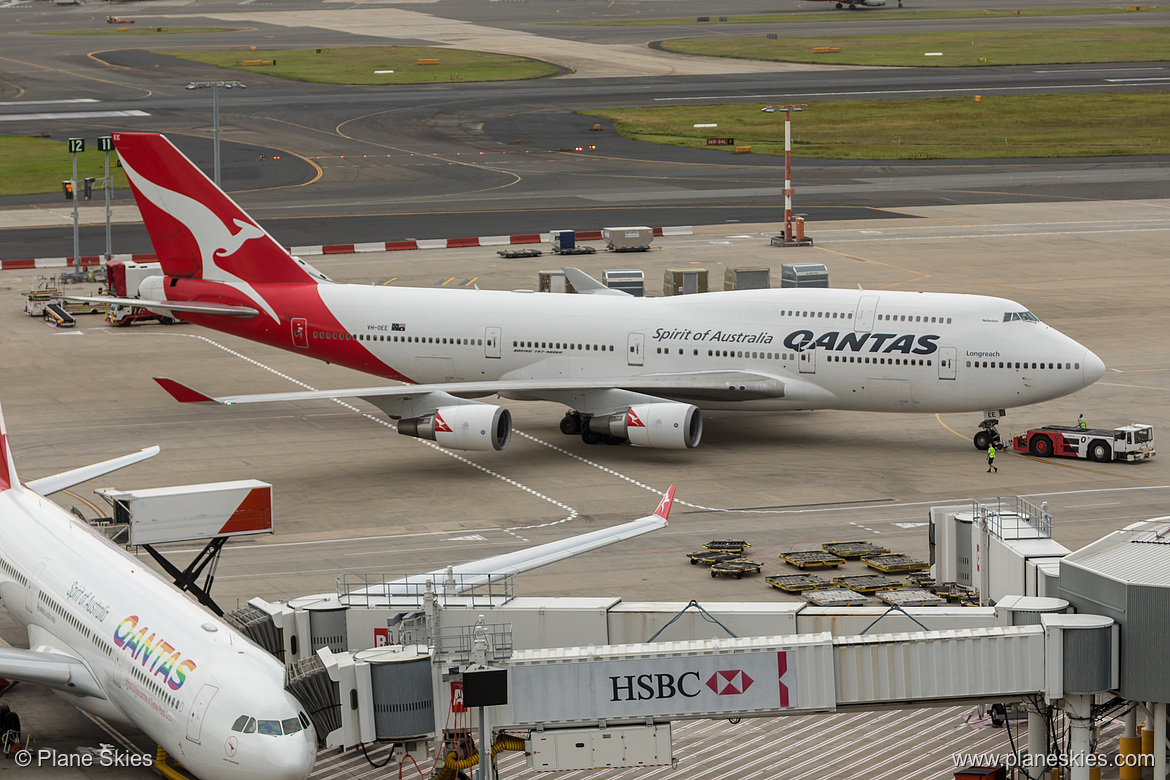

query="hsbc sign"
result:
[610,668,759,702]
[512,651,802,722]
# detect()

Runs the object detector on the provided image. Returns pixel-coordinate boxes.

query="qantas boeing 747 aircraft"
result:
[0,398,673,778]
[85,133,1104,455]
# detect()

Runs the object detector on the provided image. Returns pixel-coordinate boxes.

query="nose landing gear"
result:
[973,409,1006,450]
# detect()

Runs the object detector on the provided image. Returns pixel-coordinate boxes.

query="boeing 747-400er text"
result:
[82,132,1104,455]
[0,398,674,778]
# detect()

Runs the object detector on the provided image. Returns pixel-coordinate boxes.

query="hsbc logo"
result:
[609,668,754,702]
[707,670,754,695]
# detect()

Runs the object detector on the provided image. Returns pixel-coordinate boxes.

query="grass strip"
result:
[581,94,1170,160]
[564,7,1167,25]
[0,136,128,197]
[155,45,560,84]
[40,27,236,35]
[656,28,1170,66]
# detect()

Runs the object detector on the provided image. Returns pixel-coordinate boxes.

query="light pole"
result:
[99,135,113,262]
[764,104,813,247]
[186,80,246,186]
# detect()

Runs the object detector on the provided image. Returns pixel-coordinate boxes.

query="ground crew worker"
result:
[987,443,997,473]
[1078,413,1087,430]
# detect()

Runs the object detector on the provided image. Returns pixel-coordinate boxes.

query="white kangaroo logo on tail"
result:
[119,153,279,323]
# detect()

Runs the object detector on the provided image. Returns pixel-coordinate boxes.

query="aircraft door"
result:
[855,295,879,332]
[484,327,501,359]
[799,345,817,374]
[627,333,644,366]
[26,561,46,615]
[938,346,957,380]
[186,683,219,744]
[291,318,309,349]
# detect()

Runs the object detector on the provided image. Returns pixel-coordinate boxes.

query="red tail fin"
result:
[654,485,676,523]
[0,401,21,493]
[112,133,315,285]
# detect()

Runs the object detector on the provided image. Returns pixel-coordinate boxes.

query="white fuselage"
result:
[296,285,1101,414]
[0,487,316,780]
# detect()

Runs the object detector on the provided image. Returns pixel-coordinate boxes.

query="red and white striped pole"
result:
[765,104,806,244]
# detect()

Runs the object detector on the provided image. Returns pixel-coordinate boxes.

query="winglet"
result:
[562,267,632,297]
[654,485,676,523]
[154,378,219,404]
[0,400,20,493]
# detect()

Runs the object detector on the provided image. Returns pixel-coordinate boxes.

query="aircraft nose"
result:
[1083,349,1106,386]
[264,730,317,780]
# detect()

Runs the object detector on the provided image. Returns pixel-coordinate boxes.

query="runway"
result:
[1,0,1168,258]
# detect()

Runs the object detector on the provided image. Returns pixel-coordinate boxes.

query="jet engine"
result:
[589,403,702,449]
[398,405,512,451]
[861,0,887,6]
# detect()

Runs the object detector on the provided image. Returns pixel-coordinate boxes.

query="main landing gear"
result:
[973,409,1005,450]
[0,701,22,751]
[559,412,627,446]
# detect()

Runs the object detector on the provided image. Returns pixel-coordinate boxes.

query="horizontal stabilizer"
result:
[61,295,258,318]
[26,446,160,496]
[154,378,218,404]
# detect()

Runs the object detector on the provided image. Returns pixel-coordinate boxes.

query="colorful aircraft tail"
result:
[111,132,316,286]
[0,401,22,493]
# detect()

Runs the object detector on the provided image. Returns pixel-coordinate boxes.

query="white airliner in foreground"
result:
[87,133,1104,454]
[0,400,673,778]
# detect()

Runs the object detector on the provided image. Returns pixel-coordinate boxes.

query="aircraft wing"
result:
[562,267,631,296]
[341,487,675,603]
[0,646,106,699]
[154,371,789,410]
[26,446,160,496]
[61,295,259,317]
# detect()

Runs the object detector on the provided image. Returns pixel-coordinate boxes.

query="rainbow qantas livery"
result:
[0,398,675,777]
[0,403,317,779]
[83,133,1103,454]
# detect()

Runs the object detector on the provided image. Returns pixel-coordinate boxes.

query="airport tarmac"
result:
[0,197,1167,778]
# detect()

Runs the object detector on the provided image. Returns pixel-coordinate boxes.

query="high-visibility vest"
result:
[988,445,995,458]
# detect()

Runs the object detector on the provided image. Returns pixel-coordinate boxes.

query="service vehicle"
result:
[1011,423,1155,463]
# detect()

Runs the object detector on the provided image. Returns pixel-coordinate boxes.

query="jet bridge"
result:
[296,610,1116,780]
[260,498,1170,780]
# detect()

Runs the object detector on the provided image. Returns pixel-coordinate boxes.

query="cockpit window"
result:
[235,715,304,737]
[1003,311,1040,323]
[257,720,282,736]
